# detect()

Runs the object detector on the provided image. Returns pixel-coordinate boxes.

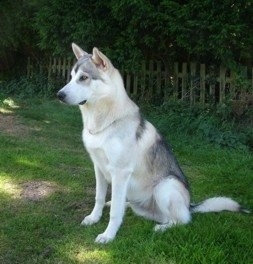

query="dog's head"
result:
[57,43,115,105]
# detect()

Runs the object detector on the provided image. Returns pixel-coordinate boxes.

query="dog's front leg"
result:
[95,168,131,243]
[81,165,108,225]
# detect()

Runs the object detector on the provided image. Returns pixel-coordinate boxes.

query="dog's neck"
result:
[79,96,138,135]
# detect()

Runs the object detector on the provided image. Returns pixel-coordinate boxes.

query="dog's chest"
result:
[82,127,108,148]
[82,129,112,179]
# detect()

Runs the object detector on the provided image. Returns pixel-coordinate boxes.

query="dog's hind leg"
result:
[81,165,108,226]
[153,178,191,232]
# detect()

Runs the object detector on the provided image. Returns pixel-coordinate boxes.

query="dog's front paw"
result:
[95,232,115,244]
[81,214,100,226]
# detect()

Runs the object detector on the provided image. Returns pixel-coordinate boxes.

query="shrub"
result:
[0,74,57,99]
[146,101,251,150]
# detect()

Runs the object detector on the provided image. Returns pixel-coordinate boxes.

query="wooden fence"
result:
[27,57,253,104]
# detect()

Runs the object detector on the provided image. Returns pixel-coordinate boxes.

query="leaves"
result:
[0,0,252,71]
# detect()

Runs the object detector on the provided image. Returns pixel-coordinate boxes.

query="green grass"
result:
[0,97,252,264]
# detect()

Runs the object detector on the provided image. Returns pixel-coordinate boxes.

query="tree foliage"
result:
[0,0,252,71]
[0,0,38,71]
[163,1,253,64]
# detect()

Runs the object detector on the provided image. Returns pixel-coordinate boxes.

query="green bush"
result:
[0,75,57,99]
[147,101,251,150]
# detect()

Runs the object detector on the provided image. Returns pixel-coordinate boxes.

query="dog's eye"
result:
[79,75,88,81]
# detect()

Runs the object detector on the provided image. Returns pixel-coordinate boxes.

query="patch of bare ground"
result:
[0,113,30,137]
[20,181,60,201]
[2,180,63,201]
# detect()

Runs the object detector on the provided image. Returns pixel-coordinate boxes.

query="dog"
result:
[57,43,249,243]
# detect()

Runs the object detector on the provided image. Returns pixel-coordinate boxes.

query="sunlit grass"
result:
[0,175,21,199]
[16,157,41,168]
[3,98,20,108]
[70,247,112,263]
[0,97,20,114]
[0,107,13,114]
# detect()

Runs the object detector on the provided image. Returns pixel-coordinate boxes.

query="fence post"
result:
[190,63,196,106]
[182,63,187,100]
[228,70,235,99]
[140,61,146,99]
[48,57,52,80]
[125,73,131,94]
[66,58,72,83]
[219,65,226,103]
[62,57,66,79]
[57,58,61,76]
[133,73,138,96]
[164,65,170,100]
[27,57,31,77]
[52,58,57,74]
[200,64,206,104]
[173,62,179,99]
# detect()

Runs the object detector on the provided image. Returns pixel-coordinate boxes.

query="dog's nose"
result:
[57,91,66,101]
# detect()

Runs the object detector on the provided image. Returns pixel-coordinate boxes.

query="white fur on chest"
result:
[82,128,112,181]
[82,125,138,183]
[83,127,108,150]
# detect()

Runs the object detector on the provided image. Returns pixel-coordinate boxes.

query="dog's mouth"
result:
[79,100,87,105]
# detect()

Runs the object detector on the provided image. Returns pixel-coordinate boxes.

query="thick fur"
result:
[57,43,249,243]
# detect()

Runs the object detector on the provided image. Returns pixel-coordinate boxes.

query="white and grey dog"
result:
[57,43,249,243]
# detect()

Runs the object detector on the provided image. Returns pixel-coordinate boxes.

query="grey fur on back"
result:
[146,135,189,189]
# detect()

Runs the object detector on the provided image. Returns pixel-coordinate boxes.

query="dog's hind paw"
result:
[95,232,114,244]
[154,222,175,232]
[81,215,100,226]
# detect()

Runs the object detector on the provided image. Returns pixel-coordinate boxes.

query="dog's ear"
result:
[72,43,88,59]
[91,47,111,71]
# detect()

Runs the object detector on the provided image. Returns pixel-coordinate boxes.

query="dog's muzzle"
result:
[57,91,87,105]
[57,91,66,102]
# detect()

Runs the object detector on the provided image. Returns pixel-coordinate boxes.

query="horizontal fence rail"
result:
[27,57,253,105]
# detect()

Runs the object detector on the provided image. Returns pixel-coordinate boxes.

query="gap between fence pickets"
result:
[26,57,253,104]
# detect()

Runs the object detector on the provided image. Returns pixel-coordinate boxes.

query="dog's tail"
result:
[190,197,250,214]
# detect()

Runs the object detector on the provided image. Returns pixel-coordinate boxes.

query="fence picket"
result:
[48,57,52,80]
[200,64,206,104]
[133,74,138,96]
[190,62,196,105]
[140,61,146,99]
[62,57,66,79]
[52,58,57,74]
[126,73,131,94]
[27,57,32,77]
[219,65,226,103]
[164,66,170,100]
[182,63,187,100]
[173,62,179,100]
[66,58,72,82]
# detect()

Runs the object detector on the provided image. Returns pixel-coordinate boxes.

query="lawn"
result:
[0,96,252,264]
